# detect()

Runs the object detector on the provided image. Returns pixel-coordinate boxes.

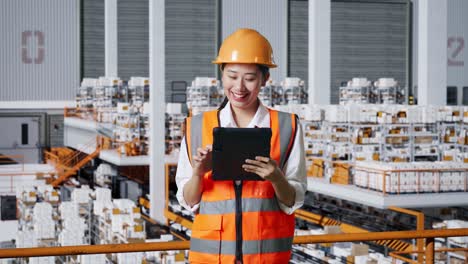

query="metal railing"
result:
[0,155,25,194]
[0,154,25,172]
[64,107,96,121]
[354,165,468,195]
[1,228,467,263]
[391,247,468,264]
[0,155,54,193]
[389,206,425,263]
[64,107,149,157]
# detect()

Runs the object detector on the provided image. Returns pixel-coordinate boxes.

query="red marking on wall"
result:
[448,37,465,67]
[21,30,45,64]
[34,31,45,64]
[21,31,33,64]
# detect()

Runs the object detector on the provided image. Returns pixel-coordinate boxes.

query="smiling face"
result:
[222,63,269,114]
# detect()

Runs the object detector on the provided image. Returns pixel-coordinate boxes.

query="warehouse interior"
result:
[1,0,468,263]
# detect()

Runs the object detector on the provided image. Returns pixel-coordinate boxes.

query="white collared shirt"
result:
[175,101,307,215]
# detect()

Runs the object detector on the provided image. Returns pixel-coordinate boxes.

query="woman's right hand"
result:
[192,145,212,177]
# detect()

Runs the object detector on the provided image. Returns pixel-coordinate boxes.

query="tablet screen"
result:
[212,127,271,181]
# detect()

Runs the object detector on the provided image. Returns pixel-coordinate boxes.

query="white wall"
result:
[0,0,79,103]
[412,0,419,98]
[417,0,447,105]
[0,117,40,163]
[0,174,45,195]
[447,0,468,102]
[308,0,330,105]
[222,0,288,81]
[413,0,468,104]
[0,220,18,242]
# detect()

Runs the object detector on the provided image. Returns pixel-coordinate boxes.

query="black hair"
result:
[258,65,269,79]
[218,64,270,110]
[218,97,229,110]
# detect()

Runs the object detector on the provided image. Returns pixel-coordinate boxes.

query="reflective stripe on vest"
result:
[277,111,297,169]
[185,108,297,263]
[185,110,219,164]
[199,197,280,215]
[190,236,294,255]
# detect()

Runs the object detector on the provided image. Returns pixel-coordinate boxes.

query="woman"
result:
[175,28,307,264]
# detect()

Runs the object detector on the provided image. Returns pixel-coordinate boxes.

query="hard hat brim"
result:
[212,60,277,69]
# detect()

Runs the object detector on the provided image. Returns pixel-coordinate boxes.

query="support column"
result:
[104,0,118,77]
[308,0,331,105]
[149,0,166,223]
[425,237,435,264]
[417,0,447,105]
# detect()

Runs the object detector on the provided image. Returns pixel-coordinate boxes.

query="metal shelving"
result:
[186,77,223,108]
[412,123,440,161]
[381,123,411,163]
[350,123,381,162]
[339,78,376,105]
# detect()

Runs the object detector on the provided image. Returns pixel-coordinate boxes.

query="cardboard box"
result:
[351,243,369,256]
[331,163,350,184]
[324,226,342,234]
[321,226,342,248]
[308,159,325,178]
[450,258,466,264]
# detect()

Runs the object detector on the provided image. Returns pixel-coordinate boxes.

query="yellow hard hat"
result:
[213,28,277,68]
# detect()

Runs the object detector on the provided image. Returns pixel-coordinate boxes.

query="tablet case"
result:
[212,127,272,181]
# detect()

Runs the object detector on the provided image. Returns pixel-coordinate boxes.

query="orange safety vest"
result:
[185,108,298,264]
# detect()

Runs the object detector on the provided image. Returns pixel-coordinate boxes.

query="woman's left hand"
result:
[242,156,283,183]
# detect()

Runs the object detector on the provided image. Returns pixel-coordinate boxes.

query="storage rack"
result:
[17,198,36,233]
[94,77,122,109]
[339,77,405,105]
[165,103,185,156]
[325,121,352,184]
[447,239,468,264]
[438,107,462,162]
[432,220,468,263]
[302,120,326,177]
[93,77,121,124]
[439,122,461,161]
[294,105,468,183]
[412,123,440,161]
[55,199,92,264]
[460,112,468,162]
[128,77,149,110]
[326,121,352,162]
[339,78,376,105]
[374,78,405,104]
[282,77,308,105]
[186,77,223,108]
[381,123,411,163]
[113,103,142,156]
[91,190,147,263]
[258,79,278,106]
[164,163,193,240]
[15,187,62,264]
[79,201,93,245]
[350,123,381,162]
[94,163,117,188]
[139,103,150,156]
[76,78,97,120]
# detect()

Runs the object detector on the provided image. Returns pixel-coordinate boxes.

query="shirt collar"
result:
[219,100,270,128]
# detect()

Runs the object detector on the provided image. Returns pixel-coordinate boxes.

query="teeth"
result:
[232,92,247,99]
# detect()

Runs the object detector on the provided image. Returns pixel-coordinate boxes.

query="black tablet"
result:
[212,127,272,181]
